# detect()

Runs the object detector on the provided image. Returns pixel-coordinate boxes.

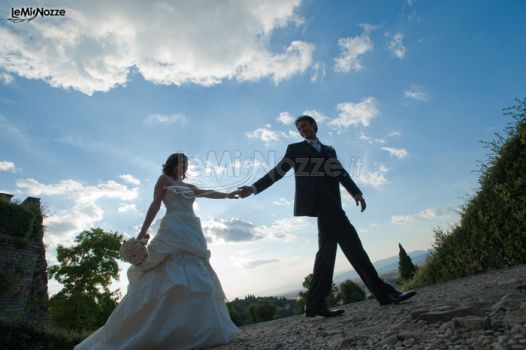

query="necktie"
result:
[311,139,321,152]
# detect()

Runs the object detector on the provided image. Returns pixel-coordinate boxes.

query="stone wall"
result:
[0,194,48,319]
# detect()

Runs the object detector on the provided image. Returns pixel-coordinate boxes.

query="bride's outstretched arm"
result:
[187,184,240,199]
[137,175,168,240]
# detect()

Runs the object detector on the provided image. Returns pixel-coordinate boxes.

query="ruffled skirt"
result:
[74,251,239,350]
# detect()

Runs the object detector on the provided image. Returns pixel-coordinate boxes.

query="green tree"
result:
[248,299,277,322]
[297,273,340,313]
[398,243,417,281]
[338,279,365,304]
[226,301,244,326]
[48,228,124,332]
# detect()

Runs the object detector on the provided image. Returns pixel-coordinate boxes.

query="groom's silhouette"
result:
[239,115,416,317]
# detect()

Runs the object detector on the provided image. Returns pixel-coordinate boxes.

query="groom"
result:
[238,115,416,317]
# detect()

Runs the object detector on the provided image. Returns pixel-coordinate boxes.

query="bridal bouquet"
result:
[120,237,149,265]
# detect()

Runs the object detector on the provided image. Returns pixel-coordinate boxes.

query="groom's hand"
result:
[353,194,366,212]
[237,186,254,198]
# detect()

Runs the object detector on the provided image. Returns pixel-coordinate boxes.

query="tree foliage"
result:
[398,243,417,281]
[338,279,365,304]
[408,97,526,288]
[227,295,297,326]
[296,273,341,313]
[48,228,124,332]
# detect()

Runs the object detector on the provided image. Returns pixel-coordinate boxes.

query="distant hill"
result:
[261,250,430,298]
[333,250,430,284]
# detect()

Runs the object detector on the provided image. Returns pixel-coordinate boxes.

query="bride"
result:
[75,153,240,350]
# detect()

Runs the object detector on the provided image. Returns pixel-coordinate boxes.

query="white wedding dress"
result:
[74,184,239,350]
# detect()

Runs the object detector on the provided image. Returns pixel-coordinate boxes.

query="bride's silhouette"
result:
[75,153,239,350]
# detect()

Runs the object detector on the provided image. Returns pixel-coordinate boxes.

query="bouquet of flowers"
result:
[119,237,149,265]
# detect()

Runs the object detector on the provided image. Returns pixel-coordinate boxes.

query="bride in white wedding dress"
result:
[75,153,240,350]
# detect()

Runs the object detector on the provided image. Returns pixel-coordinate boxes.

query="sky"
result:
[1,0,525,300]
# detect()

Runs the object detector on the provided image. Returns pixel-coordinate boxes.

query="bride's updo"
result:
[163,153,188,179]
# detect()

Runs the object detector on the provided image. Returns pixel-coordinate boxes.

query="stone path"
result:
[212,264,526,350]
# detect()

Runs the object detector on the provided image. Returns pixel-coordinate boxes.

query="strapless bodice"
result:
[163,184,196,216]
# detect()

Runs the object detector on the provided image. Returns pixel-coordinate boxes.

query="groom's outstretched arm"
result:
[239,145,294,197]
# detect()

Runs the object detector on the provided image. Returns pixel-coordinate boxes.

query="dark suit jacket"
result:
[253,141,362,217]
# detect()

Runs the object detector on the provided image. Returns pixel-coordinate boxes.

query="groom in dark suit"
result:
[238,115,416,317]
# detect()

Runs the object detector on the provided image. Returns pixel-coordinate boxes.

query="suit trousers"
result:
[306,198,397,308]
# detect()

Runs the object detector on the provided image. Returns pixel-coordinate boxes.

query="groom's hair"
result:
[295,115,318,132]
[163,153,188,179]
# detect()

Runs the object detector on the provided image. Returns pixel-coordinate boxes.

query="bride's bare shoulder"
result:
[156,174,173,187]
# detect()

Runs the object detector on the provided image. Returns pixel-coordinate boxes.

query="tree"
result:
[338,279,365,304]
[398,243,416,281]
[48,228,124,332]
[248,299,277,322]
[226,301,244,326]
[297,273,340,313]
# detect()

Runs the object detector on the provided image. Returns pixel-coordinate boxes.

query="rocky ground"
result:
[212,265,526,350]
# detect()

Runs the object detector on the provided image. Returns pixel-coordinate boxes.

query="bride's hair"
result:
[162,153,188,179]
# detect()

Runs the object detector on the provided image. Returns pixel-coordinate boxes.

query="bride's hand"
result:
[136,232,150,242]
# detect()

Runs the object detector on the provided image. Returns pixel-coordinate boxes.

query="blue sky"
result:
[1,0,525,299]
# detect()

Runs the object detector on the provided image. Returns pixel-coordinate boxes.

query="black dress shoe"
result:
[380,290,417,306]
[305,307,345,318]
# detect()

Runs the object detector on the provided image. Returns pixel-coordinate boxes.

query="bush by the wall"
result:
[0,200,43,245]
[0,317,86,350]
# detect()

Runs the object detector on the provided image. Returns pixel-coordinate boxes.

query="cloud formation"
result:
[387,32,407,59]
[0,0,313,95]
[16,178,138,244]
[381,146,408,159]
[0,160,16,172]
[330,97,379,129]
[357,164,389,188]
[144,113,188,125]
[246,124,291,144]
[404,84,429,101]
[203,216,309,243]
[119,174,141,185]
[240,258,281,269]
[334,29,374,72]
[276,112,295,125]
[391,208,444,224]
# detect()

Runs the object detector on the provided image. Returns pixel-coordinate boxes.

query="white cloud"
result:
[310,62,326,82]
[359,132,385,145]
[276,112,295,125]
[203,216,308,243]
[386,130,401,137]
[246,124,290,144]
[239,258,281,269]
[119,174,141,185]
[391,208,443,224]
[334,31,373,72]
[381,146,408,159]
[0,0,313,95]
[404,84,429,101]
[1,72,14,85]
[302,110,329,124]
[330,97,379,129]
[118,203,137,213]
[387,32,407,59]
[272,197,292,206]
[203,218,263,243]
[144,113,188,125]
[357,164,388,189]
[0,161,16,172]
[16,178,138,243]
